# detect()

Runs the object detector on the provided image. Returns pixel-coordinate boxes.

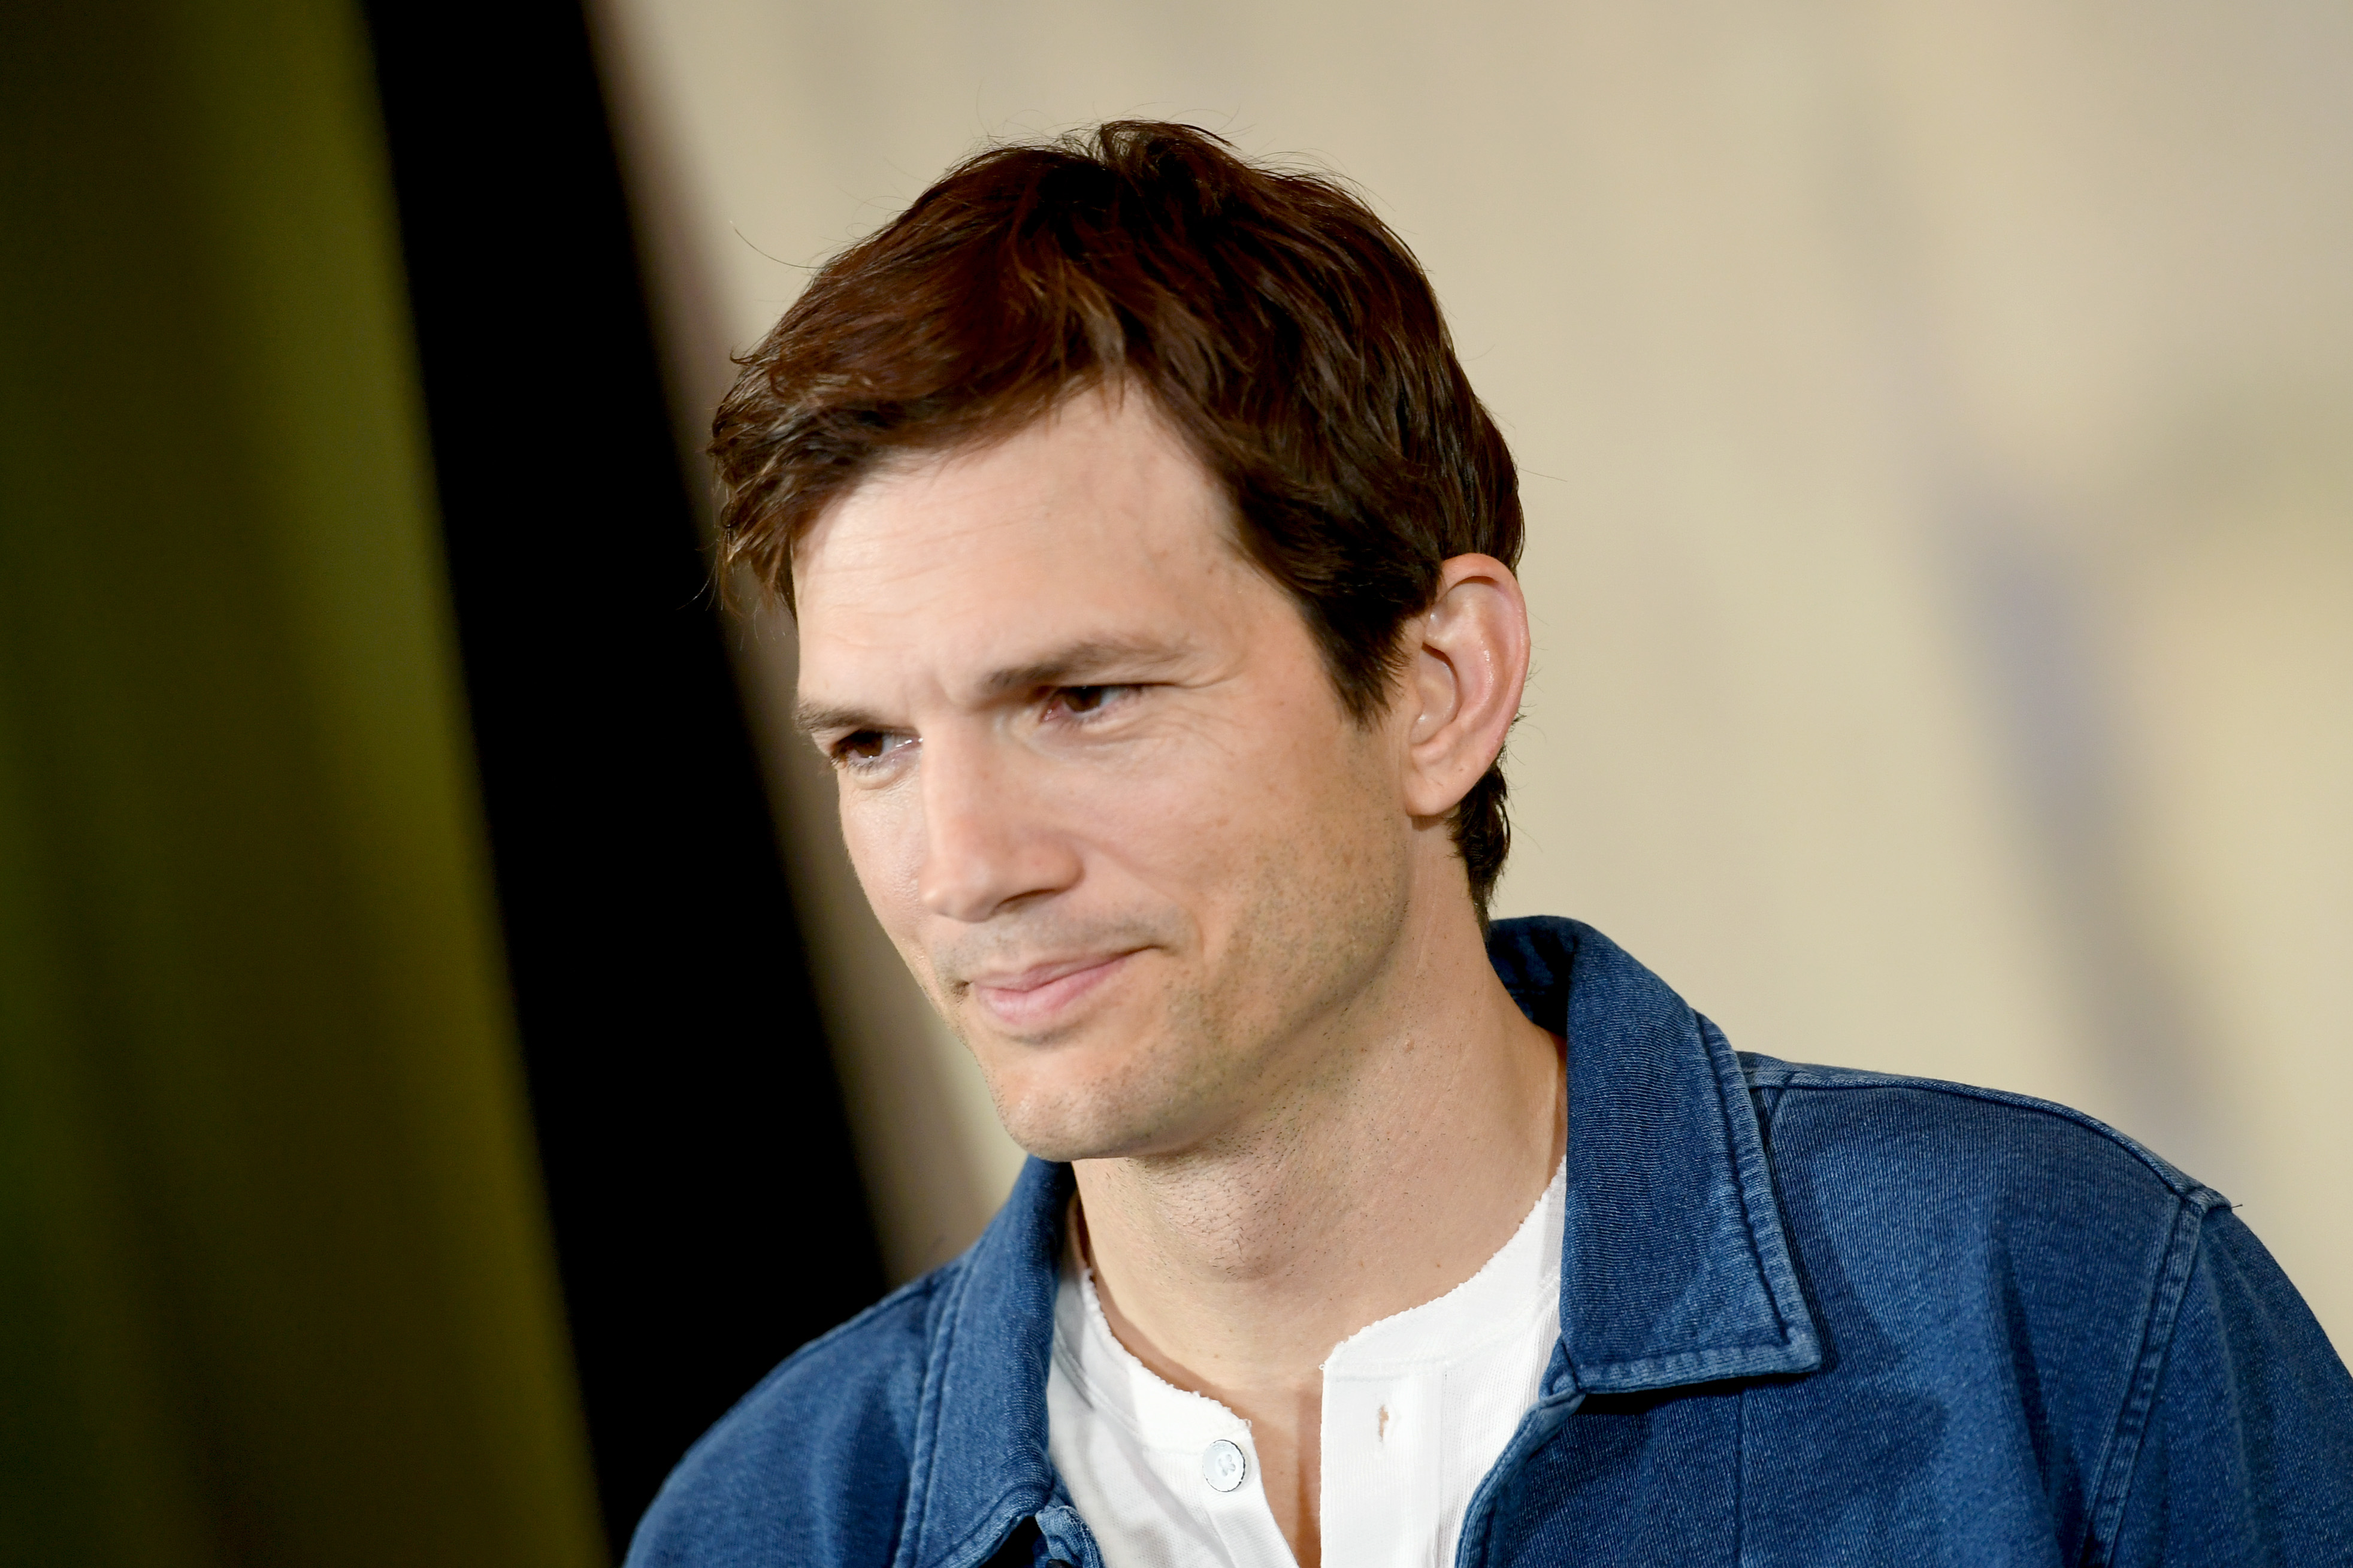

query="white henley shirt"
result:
[1045,1157,1566,1568]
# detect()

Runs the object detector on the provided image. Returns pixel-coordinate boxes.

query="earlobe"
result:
[1400,555,1530,820]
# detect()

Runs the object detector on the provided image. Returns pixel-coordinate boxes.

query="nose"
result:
[916,738,1081,923]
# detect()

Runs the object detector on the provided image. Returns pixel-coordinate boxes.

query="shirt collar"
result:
[1489,916,1820,1393]
[906,915,1820,1568]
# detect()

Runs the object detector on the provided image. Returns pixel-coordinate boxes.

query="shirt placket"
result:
[1189,1422,1299,1568]
[1320,1365,1445,1568]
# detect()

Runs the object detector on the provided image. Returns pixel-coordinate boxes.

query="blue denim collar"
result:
[899,916,1821,1568]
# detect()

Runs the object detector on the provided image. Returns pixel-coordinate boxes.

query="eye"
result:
[830,729,914,772]
[1043,685,1136,722]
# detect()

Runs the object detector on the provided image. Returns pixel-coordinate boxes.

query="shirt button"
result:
[1201,1439,1247,1493]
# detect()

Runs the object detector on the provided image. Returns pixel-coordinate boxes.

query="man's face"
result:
[793,386,1420,1163]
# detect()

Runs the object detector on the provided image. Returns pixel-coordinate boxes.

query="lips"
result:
[965,950,1137,1031]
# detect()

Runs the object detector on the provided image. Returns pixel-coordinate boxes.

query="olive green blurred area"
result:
[0,0,604,1561]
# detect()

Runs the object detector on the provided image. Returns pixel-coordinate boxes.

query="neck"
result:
[1070,892,1564,1567]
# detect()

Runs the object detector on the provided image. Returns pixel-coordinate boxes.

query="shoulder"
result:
[1732,1052,2353,1551]
[1734,1048,2229,1343]
[1737,1048,2212,1219]
[623,1267,952,1568]
[1729,1054,2223,1523]
[1735,1049,2218,1393]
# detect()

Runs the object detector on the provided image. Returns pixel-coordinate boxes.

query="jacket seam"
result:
[896,1254,975,1568]
[903,1203,1068,1568]
[1703,1022,1797,1343]
[1740,1067,2200,1198]
[1734,1378,1746,1565]
[1740,1087,1779,1566]
[2080,1191,2218,1565]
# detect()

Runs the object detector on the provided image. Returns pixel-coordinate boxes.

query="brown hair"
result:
[711,122,1523,913]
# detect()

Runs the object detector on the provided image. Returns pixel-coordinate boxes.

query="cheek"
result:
[837,786,926,937]
[1076,707,1387,917]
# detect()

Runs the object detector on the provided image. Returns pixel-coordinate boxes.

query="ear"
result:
[1399,554,1531,819]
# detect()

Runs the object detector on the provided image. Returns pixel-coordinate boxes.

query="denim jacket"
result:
[628,918,2353,1566]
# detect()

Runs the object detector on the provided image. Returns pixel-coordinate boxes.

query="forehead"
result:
[792,388,1265,695]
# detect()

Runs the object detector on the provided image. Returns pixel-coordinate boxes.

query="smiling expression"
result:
[793,386,1427,1163]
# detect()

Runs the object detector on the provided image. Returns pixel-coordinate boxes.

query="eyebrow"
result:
[793,635,1191,736]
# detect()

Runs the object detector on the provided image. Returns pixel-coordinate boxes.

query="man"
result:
[629,123,2352,1567]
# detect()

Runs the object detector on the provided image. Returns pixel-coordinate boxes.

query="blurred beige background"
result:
[588,0,2349,1348]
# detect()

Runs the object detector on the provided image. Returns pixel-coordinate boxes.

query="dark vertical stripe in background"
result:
[1,0,881,1558]
[356,0,885,1549]
[0,0,605,1563]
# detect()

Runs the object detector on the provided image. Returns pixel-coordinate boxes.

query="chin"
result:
[989,1087,1152,1165]
[985,1057,1202,1165]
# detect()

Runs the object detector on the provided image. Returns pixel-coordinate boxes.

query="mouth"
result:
[964,950,1139,1031]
